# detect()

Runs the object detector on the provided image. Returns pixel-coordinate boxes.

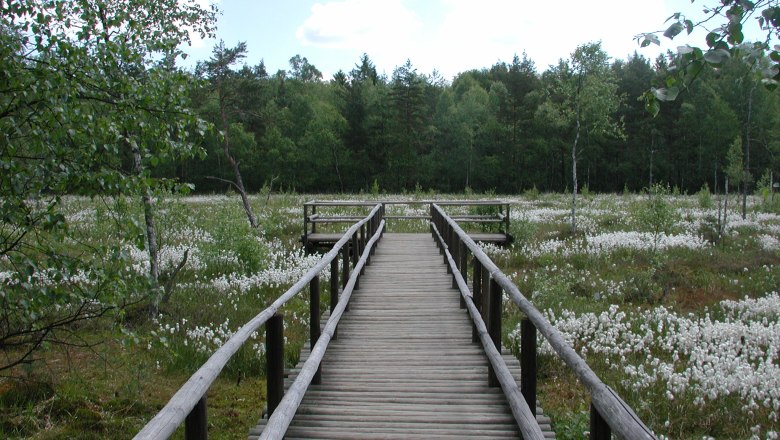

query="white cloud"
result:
[296,0,678,79]
[296,0,423,70]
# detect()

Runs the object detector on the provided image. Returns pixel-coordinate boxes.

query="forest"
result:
[3,1,780,438]
[174,42,779,195]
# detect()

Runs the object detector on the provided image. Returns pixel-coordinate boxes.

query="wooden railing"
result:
[430,218,545,440]
[259,216,386,439]
[134,204,384,440]
[430,204,658,440]
[303,199,510,249]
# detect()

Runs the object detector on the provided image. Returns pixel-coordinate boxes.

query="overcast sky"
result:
[184,0,758,81]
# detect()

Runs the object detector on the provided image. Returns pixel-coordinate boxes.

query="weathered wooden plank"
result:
[432,205,656,440]
[251,233,554,440]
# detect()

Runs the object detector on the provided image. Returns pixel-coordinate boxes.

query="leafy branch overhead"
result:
[637,0,780,115]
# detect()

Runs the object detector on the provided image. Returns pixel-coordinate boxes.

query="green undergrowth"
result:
[2,192,779,439]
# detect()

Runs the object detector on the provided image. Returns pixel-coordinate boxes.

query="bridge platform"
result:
[250,233,554,439]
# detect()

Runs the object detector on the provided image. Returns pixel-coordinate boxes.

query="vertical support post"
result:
[311,205,317,233]
[351,232,358,268]
[360,224,366,273]
[590,403,612,440]
[184,396,207,440]
[330,258,338,340]
[452,235,460,289]
[505,203,510,237]
[352,232,361,291]
[310,275,322,385]
[342,246,350,311]
[445,222,453,273]
[266,314,284,417]
[471,257,482,343]
[521,318,537,416]
[459,241,468,284]
[457,240,466,308]
[488,278,501,387]
[481,266,490,322]
[303,204,309,253]
[341,246,349,289]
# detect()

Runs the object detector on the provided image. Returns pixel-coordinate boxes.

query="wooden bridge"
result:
[135,201,658,440]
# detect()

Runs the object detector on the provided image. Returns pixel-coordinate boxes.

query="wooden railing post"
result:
[311,205,317,233]
[445,222,453,273]
[341,246,350,311]
[590,403,612,440]
[488,277,501,387]
[351,232,359,268]
[452,235,460,290]
[341,246,349,289]
[266,314,284,417]
[521,318,537,416]
[330,258,339,340]
[352,232,361,290]
[360,224,366,273]
[504,203,510,236]
[310,275,322,385]
[472,257,483,343]
[458,240,467,309]
[184,396,207,440]
[481,265,490,323]
[303,204,309,252]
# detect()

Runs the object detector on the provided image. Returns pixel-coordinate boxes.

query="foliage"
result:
[634,183,681,249]
[170,46,780,196]
[726,136,746,187]
[0,0,215,370]
[697,183,714,209]
[639,0,780,115]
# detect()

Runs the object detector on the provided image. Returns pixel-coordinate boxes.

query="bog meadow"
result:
[2,190,780,439]
[3,0,780,439]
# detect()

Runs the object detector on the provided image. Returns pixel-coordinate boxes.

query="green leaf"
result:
[684,19,694,34]
[639,33,660,47]
[703,48,730,65]
[706,32,720,48]
[664,22,684,39]
[728,22,744,44]
[677,45,694,55]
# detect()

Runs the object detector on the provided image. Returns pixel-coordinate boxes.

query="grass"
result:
[2,192,779,439]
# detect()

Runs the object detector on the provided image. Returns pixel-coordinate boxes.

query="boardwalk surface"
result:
[250,233,554,439]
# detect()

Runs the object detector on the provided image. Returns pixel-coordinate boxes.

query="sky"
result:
[183,0,762,81]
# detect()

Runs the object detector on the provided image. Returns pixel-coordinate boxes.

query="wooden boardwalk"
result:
[250,233,555,439]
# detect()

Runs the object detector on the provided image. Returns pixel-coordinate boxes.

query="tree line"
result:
[165,42,780,195]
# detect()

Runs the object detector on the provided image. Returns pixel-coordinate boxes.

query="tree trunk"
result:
[724,177,729,239]
[743,85,755,220]
[331,143,344,192]
[131,142,160,315]
[219,83,258,228]
[571,114,580,234]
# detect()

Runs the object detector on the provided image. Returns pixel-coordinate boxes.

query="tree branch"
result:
[205,175,241,192]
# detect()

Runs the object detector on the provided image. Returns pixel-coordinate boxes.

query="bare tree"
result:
[199,41,259,228]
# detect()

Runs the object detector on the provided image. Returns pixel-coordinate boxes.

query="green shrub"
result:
[524,185,540,200]
[696,183,713,209]
[634,183,680,248]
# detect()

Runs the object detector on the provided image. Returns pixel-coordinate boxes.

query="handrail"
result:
[260,219,386,439]
[135,204,383,440]
[303,200,510,249]
[305,199,509,206]
[431,204,657,440]
[430,221,545,440]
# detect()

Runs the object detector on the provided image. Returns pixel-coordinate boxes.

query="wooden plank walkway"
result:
[250,233,555,439]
